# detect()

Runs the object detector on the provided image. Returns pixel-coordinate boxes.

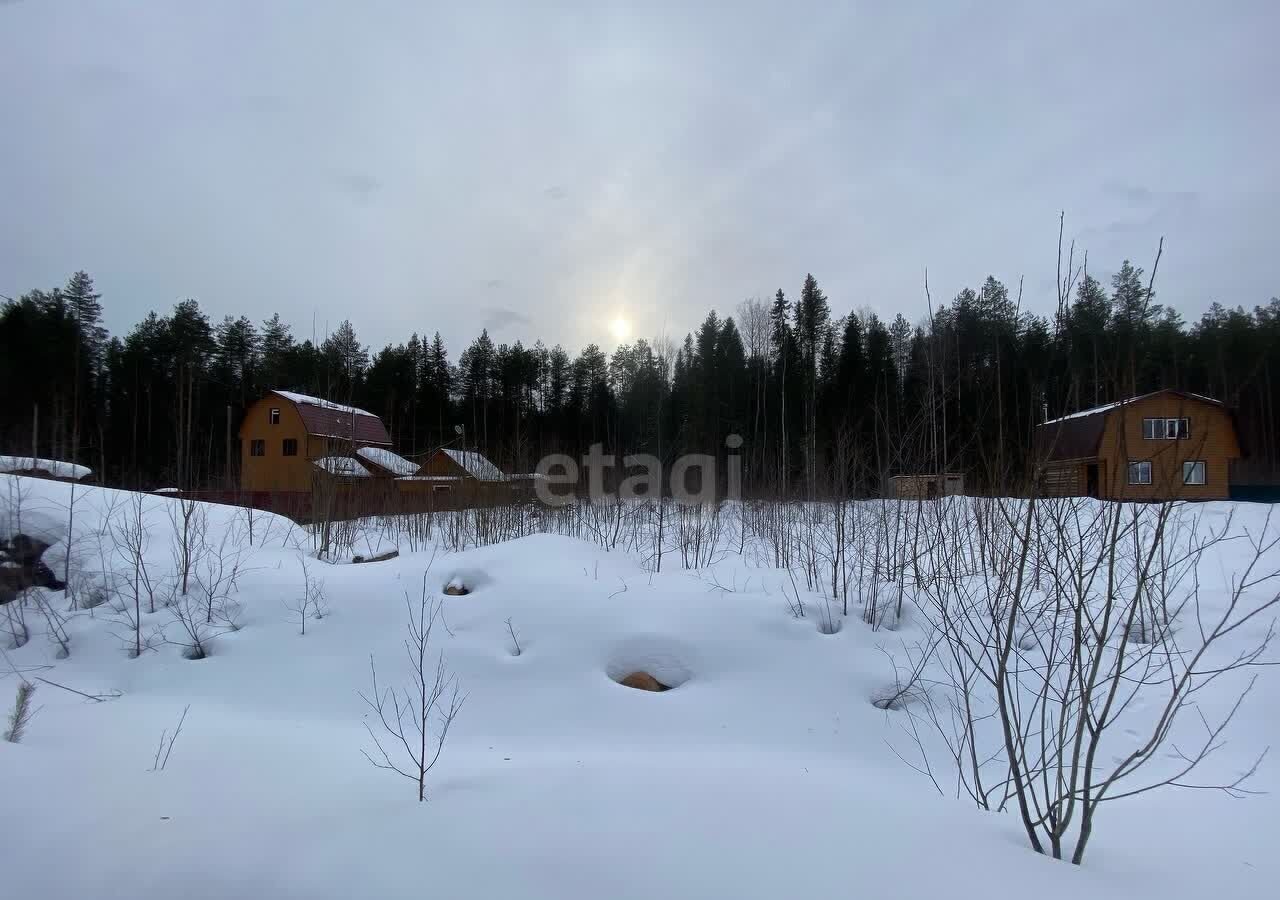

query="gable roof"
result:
[1040,389,1224,426]
[1036,389,1226,462]
[356,446,420,477]
[271,390,391,446]
[441,448,506,481]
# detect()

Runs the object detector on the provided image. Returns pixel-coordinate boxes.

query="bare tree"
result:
[897,496,1280,864]
[360,572,465,801]
[167,495,207,596]
[108,491,170,657]
[286,555,328,635]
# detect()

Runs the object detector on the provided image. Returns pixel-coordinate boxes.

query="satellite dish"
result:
[454,425,464,436]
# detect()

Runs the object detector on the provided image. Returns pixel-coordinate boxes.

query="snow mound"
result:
[0,479,1277,900]
[0,455,92,480]
[605,635,695,690]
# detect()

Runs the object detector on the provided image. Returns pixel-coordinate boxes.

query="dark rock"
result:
[0,533,64,600]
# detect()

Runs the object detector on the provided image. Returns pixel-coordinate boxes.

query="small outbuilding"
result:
[889,473,965,500]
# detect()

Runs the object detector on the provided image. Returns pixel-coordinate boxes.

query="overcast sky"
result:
[2,1,1276,355]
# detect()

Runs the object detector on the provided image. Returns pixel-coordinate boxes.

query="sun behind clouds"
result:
[609,315,632,342]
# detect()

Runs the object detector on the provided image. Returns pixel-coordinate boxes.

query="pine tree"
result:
[769,289,791,353]
[794,274,830,492]
[321,319,369,399]
[259,314,295,390]
[62,271,106,366]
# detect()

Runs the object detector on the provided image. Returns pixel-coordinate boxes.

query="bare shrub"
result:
[32,592,72,658]
[193,520,246,632]
[286,556,328,635]
[108,493,170,657]
[167,496,208,596]
[897,497,1280,864]
[167,590,215,660]
[150,705,190,770]
[360,573,465,802]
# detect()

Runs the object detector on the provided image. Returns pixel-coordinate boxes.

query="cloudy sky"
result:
[1,1,1275,355]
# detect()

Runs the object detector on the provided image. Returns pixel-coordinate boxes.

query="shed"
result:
[890,473,965,500]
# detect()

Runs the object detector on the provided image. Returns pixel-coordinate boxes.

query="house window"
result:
[1183,460,1206,485]
[1127,460,1152,485]
[282,438,298,457]
[250,439,266,457]
[1143,417,1190,440]
[269,407,280,425]
[432,483,451,493]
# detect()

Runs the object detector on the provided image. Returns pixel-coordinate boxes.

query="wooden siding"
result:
[890,474,964,499]
[1096,394,1240,501]
[239,395,383,492]
[1040,462,1085,497]
[239,395,315,491]
[419,451,472,479]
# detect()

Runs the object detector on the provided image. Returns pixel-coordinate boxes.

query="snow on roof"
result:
[313,456,371,478]
[271,390,391,446]
[1040,390,1224,426]
[356,446,419,477]
[396,474,463,482]
[0,455,92,480]
[442,448,506,481]
[272,390,375,418]
[1185,392,1224,406]
[1040,400,1125,425]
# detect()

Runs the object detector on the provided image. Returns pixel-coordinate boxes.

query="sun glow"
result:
[609,315,632,341]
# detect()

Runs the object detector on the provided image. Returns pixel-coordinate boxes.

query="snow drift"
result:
[1,476,1277,900]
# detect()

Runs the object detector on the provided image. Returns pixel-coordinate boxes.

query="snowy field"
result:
[1,476,1278,900]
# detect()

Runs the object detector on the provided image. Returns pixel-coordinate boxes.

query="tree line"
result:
[1,264,1277,494]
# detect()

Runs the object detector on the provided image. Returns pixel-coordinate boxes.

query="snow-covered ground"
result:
[1,476,1277,899]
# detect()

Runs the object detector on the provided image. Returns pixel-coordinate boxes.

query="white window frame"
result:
[1183,460,1206,485]
[1127,460,1152,485]
[1144,417,1190,440]
[269,407,281,425]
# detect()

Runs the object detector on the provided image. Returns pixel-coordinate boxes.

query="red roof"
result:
[272,391,391,446]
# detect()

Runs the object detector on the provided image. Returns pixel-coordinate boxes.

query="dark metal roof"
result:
[1034,415,1108,462]
[272,391,391,446]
